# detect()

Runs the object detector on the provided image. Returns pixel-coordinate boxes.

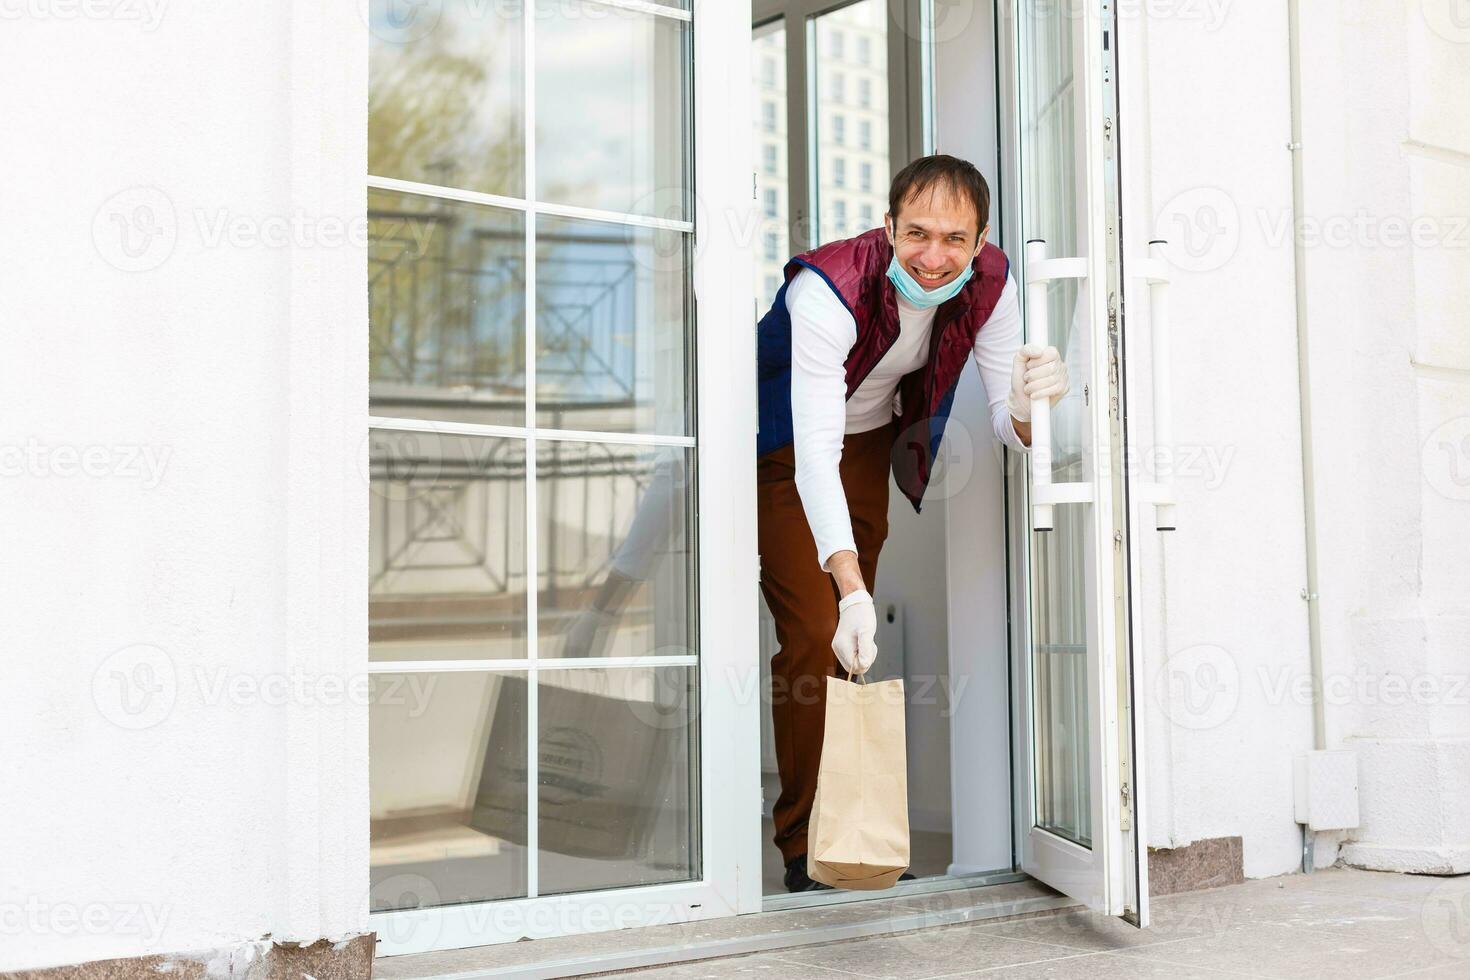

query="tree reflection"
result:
[369,7,524,196]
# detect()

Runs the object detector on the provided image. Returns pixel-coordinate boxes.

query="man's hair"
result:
[887,154,991,241]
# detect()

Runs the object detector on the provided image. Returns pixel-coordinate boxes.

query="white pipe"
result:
[1287,0,1326,754]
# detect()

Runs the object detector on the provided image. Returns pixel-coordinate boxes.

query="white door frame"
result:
[371,0,761,957]
[997,0,1148,923]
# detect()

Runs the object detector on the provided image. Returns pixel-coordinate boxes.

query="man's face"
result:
[884,185,989,290]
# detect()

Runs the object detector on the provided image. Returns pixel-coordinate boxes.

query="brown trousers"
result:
[757,420,894,864]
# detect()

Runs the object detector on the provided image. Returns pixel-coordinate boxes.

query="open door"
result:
[999,0,1152,926]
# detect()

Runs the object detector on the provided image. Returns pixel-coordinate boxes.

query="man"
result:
[756,154,1070,891]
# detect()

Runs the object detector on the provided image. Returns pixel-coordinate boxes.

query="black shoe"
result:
[784,855,833,892]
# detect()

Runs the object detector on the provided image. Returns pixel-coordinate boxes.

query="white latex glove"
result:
[1005,342,1070,423]
[832,589,878,676]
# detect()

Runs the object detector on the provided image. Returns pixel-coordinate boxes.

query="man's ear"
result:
[975,223,991,254]
[883,213,895,247]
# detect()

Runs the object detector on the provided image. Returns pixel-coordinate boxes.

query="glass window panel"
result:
[536,443,694,660]
[368,0,524,197]
[369,190,526,428]
[534,217,692,436]
[369,431,528,663]
[370,670,528,910]
[535,666,699,895]
[752,21,787,312]
[536,2,691,220]
[1030,509,1091,847]
[1019,1,1092,848]
[812,0,888,246]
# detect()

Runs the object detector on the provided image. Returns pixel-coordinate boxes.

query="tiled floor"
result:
[611,868,1470,979]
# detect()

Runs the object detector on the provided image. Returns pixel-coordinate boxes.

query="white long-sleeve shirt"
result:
[787,267,1030,570]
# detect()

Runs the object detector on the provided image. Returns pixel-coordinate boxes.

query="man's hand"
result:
[562,607,618,658]
[1005,343,1069,423]
[832,589,878,676]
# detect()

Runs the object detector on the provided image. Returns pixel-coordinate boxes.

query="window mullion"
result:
[523,0,541,903]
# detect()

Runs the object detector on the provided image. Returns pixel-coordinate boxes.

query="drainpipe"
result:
[1287,0,1329,873]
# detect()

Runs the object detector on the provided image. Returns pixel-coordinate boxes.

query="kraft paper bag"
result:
[807,673,910,889]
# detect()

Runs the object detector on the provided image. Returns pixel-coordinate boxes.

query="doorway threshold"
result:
[762,868,1031,912]
[374,876,1076,980]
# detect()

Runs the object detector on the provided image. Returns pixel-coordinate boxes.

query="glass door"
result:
[365,0,758,956]
[1000,0,1149,925]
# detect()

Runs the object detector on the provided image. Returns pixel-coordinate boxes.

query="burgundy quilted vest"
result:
[759,227,1011,512]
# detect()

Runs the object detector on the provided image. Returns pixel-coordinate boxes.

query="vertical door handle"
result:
[1024,240,1093,532]
[1133,240,1177,531]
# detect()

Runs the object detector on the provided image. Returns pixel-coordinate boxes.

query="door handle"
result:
[1024,240,1093,532]
[1132,240,1177,531]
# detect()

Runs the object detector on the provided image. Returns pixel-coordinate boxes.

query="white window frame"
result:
[752,0,930,254]
[367,0,760,958]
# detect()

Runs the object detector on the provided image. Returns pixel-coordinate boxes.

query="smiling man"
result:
[755,154,1070,891]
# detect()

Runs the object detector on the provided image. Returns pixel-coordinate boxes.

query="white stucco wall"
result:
[1295,0,1470,874]
[1127,0,1469,879]
[0,5,368,972]
[1120,3,1317,878]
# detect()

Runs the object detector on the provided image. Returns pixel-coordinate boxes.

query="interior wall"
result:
[931,0,1015,874]
[879,479,954,834]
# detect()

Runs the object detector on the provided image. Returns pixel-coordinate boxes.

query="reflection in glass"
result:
[535,667,699,894]
[1018,2,1087,480]
[369,0,524,197]
[752,20,789,313]
[812,0,888,246]
[369,431,527,663]
[536,1,691,219]
[537,444,694,660]
[370,671,528,910]
[1019,2,1092,848]
[369,190,526,427]
[1030,514,1091,846]
[535,218,692,435]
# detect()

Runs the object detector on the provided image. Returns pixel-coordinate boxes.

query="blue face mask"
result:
[885,237,980,308]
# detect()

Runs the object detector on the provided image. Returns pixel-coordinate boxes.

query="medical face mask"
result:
[884,231,980,308]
